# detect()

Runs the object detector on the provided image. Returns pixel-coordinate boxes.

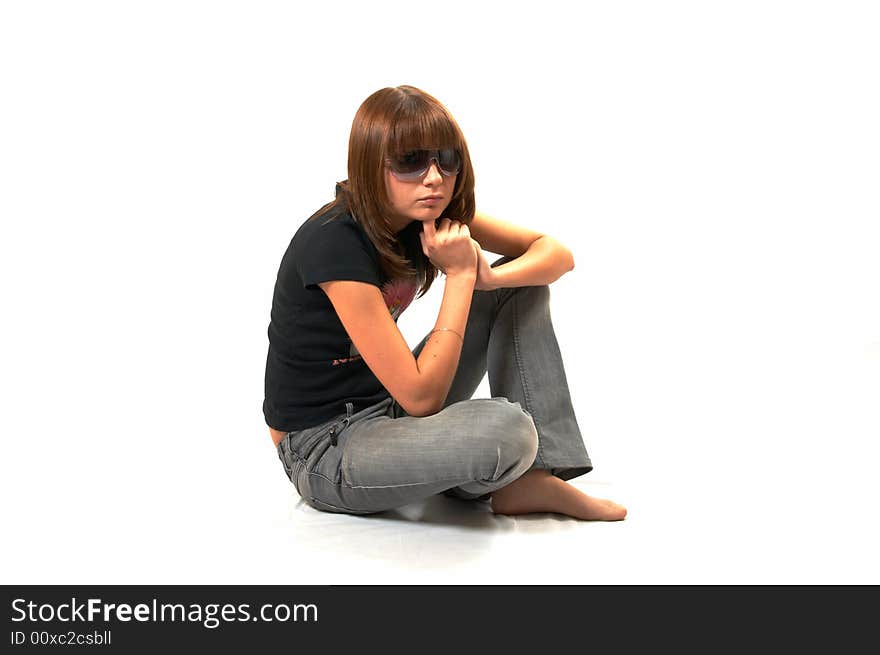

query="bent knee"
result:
[487,398,539,464]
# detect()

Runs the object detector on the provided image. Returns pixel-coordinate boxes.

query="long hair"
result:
[309,85,476,299]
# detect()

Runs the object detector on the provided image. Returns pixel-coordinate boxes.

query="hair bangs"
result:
[386,99,461,157]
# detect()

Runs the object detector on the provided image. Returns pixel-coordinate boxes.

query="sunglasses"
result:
[386,148,462,181]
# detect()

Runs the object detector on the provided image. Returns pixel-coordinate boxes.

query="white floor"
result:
[5,399,878,586]
[258,459,879,585]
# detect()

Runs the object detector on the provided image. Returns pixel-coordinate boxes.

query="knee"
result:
[489,399,539,466]
[515,283,549,305]
[492,282,550,311]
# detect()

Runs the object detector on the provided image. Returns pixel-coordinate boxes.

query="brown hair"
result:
[309,85,476,299]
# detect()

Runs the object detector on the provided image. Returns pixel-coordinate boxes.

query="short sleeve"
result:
[296,215,383,289]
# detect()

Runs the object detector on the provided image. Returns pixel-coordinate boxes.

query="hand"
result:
[419,218,477,277]
[471,239,498,291]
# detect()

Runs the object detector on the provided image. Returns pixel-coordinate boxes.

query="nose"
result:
[423,160,443,185]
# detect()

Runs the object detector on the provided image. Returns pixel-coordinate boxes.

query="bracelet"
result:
[428,327,464,342]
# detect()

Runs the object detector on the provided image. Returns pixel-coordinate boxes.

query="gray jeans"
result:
[276,256,593,515]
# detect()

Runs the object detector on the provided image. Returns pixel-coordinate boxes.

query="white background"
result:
[1,1,878,584]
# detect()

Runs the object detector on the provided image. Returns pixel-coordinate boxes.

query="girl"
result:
[264,85,626,520]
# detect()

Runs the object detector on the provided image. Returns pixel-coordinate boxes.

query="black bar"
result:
[1,585,875,651]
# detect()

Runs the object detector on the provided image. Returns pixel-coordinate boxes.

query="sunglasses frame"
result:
[385,148,462,181]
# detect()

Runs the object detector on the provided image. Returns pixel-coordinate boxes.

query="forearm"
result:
[490,236,575,288]
[414,271,476,414]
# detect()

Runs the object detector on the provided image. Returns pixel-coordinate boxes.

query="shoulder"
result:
[291,204,384,288]
[297,206,372,249]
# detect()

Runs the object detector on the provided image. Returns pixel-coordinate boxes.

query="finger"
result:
[435,219,453,243]
[421,219,437,240]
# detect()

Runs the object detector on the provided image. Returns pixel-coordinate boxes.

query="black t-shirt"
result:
[263,200,418,431]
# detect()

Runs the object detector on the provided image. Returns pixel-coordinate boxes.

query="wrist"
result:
[486,267,500,289]
[445,269,477,284]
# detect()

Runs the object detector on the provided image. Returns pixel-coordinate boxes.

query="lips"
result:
[419,195,443,201]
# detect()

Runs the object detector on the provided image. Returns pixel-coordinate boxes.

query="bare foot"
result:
[490,469,627,521]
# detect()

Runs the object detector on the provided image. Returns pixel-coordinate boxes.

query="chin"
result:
[415,210,442,220]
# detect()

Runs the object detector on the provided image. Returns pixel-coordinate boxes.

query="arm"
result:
[468,210,575,289]
[319,271,476,417]
[319,218,478,417]
[412,270,476,413]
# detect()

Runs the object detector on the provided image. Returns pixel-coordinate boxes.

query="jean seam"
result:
[343,476,477,490]
[308,464,497,490]
[491,445,503,481]
[512,287,548,468]
[290,453,337,488]
[303,468,338,486]
[303,466,474,490]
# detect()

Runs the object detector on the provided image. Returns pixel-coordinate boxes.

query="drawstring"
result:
[329,402,354,447]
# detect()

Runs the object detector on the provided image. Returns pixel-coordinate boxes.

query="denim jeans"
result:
[276,255,593,515]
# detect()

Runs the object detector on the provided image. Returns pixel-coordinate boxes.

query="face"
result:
[384,156,457,233]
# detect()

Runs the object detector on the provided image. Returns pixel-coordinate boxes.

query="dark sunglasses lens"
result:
[393,151,431,175]
[438,149,461,174]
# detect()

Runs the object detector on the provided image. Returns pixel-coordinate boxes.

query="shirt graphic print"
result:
[331,278,418,366]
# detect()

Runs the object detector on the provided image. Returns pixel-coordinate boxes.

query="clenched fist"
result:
[419,218,477,277]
